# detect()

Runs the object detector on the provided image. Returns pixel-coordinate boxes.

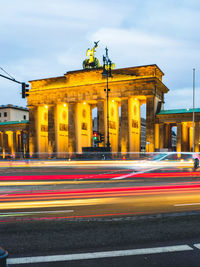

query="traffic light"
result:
[93,132,98,143]
[22,83,29,98]
[100,133,104,143]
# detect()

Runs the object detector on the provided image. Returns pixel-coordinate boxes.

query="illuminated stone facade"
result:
[156,109,200,152]
[0,121,29,158]
[0,105,29,158]
[28,64,168,155]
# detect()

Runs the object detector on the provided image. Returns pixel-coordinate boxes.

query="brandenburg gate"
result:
[1,43,200,157]
[28,63,169,155]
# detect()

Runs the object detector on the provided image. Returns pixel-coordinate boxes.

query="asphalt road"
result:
[3,214,200,266]
[1,161,200,266]
[0,163,200,221]
[2,184,200,220]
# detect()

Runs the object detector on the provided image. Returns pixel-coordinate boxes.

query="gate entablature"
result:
[28,64,168,106]
[156,108,200,123]
[28,65,168,109]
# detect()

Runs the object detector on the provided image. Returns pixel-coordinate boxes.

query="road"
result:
[1,160,200,266]
[0,161,200,221]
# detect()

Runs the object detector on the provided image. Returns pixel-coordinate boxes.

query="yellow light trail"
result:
[0,198,115,210]
[0,160,194,169]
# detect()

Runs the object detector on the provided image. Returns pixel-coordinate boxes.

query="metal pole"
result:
[193,68,195,153]
[102,47,112,149]
[0,73,22,84]
[106,72,110,148]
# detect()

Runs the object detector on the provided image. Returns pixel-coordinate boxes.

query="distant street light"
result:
[102,47,113,149]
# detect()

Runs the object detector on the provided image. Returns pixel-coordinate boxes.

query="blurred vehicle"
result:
[148,152,199,168]
[151,153,197,162]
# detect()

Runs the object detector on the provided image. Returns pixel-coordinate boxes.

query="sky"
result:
[0,0,200,111]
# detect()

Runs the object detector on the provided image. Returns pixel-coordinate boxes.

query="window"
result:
[4,112,7,117]
[24,115,26,120]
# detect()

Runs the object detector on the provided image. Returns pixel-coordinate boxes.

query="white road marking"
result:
[111,167,160,180]
[193,243,200,249]
[174,203,200,207]
[7,245,193,265]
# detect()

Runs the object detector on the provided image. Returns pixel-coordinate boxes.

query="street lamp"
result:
[102,47,113,149]
[193,68,195,153]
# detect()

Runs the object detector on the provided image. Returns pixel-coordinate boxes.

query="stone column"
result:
[194,122,200,152]
[159,123,165,150]
[121,99,129,153]
[13,132,17,157]
[168,124,172,149]
[0,132,3,153]
[146,96,155,152]
[97,100,106,147]
[181,123,188,152]
[21,131,25,157]
[128,98,140,153]
[164,124,172,149]
[48,105,56,155]
[90,105,93,147]
[18,131,22,153]
[177,123,182,153]
[3,132,9,158]
[155,124,159,151]
[29,106,37,156]
[68,103,76,153]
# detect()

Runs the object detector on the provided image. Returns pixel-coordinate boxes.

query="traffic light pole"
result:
[0,73,29,98]
[0,73,21,85]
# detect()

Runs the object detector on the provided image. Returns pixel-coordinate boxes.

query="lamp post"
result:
[193,68,195,153]
[102,47,112,149]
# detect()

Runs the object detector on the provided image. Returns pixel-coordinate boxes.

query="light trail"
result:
[0,171,199,182]
[174,203,200,206]
[0,163,200,221]
[0,159,194,169]
[1,184,200,210]
[0,210,74,217]
[1,188,200,203]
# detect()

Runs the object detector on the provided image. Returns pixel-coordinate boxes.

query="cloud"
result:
[92,28,179,48]
[0,0,200,110]
[165,87,200,110]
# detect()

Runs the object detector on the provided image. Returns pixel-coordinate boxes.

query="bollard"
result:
[0,247,8,267]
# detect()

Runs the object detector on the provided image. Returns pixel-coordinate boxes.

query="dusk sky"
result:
[1,0,200,112]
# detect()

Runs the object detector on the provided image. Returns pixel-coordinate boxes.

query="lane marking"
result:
[7,245,193,264]
[174,203,200,207]
[194,243,200,249]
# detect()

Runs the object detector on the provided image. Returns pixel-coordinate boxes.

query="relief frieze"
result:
[41,125,48,132]
[59,123,68,131]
